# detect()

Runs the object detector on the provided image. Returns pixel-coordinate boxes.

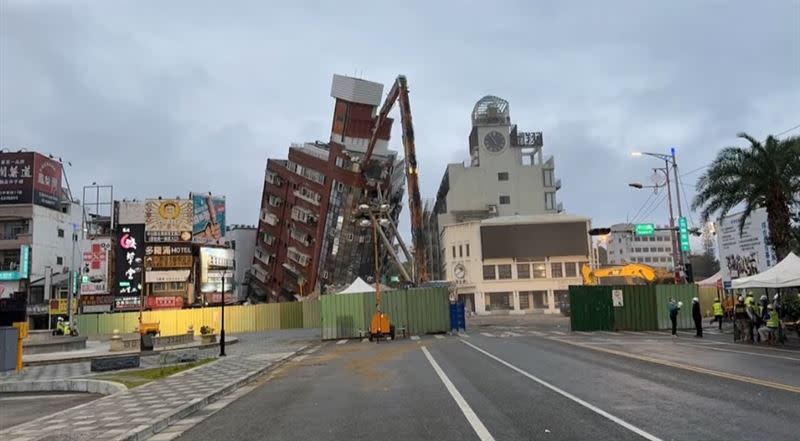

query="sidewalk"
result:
[0,329,320,441]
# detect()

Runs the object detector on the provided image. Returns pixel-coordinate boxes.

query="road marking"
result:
[575,331,592,335]
[551,331,566,336]
[435,335,445,339]
[529,331,546,336]
[623,331,646,335]
[336,339,348,345]
[674,343,800,361]
[421,346,495,441]
[506,331,522,337]
[480,332,495,337]
[306,347,320,354]
[458,333,470,338]
[293,355,308,362]
[411,335,421,341]
[459,340,663,441]
[551,338,800,394]
[0,393,85,401]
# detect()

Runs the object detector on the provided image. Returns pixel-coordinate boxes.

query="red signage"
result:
[206,292,235,305]
[146,296,184,310]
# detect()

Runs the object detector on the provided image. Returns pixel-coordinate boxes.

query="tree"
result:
[692,133,800,260]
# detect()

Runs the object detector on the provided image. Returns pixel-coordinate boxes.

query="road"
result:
[175,321,799,441]
[0,392,102,429]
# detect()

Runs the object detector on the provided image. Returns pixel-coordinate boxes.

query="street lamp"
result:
[220,268,227,357]
[631,148,687,283]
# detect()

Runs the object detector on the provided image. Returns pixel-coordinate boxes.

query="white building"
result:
[441,214,592,314]
[224,224,257,301]
[425,95,561,278]
[606,223,675,270]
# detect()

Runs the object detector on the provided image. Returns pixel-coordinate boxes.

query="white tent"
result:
[731,252,800,289]
[696,270,722,286]
[336,277,375,294]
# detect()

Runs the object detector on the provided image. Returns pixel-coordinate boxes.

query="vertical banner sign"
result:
[80,239,110,294]
[678,217,690,252]
[115,224,145,295]
[192,194,226,244]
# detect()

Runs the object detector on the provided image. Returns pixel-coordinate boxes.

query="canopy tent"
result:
[731,252,800,289]
[696,271,721,286]
[336,277,375,294]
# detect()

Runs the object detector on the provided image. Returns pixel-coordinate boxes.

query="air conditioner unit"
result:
[487,205,498,214]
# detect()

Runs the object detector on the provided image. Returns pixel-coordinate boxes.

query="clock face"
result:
[484,130,506,153]
[454,263,466,280]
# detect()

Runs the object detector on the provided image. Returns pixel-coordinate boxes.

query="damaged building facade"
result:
[252,75,404,301]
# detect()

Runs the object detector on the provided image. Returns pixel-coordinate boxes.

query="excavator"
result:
[581,263,674,286]
[360,75,428,341]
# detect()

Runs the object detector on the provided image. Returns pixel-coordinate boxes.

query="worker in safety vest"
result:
[758,304,780,344]
[733,296,749,342]
[744,293,758,343]
[710,298,724,331]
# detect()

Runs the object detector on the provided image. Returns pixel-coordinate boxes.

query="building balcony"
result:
[254,249,273,266]
[0,233,31,250]
[251,262,270,284]
[261,211,279,226]
[293,189,321,206]
[266,171,283,187]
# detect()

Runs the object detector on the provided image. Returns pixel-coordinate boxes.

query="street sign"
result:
[678,217,690,252]
[634,223,655,236]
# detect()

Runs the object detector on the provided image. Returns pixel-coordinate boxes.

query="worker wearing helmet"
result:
[733,296,749,342]
[691,297,703,338]
[758,304,780,344]
[744,293,758,343]
[710,297,724,331]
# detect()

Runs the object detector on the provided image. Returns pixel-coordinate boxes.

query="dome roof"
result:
[471,95,509,125]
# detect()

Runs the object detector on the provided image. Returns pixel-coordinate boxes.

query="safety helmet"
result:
[677,301,683,308]
[738,296,744,302]
[768,304,774,310]
[692,297,699,303]
[760,295,768,301]
[57,317,64,321]
[774,294,780,300]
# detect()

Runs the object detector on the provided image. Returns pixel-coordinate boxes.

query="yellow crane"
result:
[581,263,674,286]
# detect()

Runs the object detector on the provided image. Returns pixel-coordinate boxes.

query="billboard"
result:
[80,294,114,313]
[0,152,63,210]
[115,224,145,296]
[145,199,192,243]
[80,239,111,294]
[192,194,226,244]
[199,247,234,304]
[717,207,777,283]
[117,200,146,224]
[144,244,193,269]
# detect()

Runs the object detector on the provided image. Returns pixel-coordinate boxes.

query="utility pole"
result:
[670,148,690,282]
[68,224,78,325]
[220,268,227,357]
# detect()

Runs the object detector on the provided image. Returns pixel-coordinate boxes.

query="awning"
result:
[147,270,190,283]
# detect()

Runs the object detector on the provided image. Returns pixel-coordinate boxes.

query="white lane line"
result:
[435,335,445,339]
[551,331,566,336]
[336,339,348,345]
[529,331,546,336]
[459,333,471,338]
[306,347,320,354]
[480,332,496,337]
[506,331,522,337]
[411,335,421,341]
[459,339,663,441]
[675,343,800,361]
[293,355,308,362]
[421,346,496,441]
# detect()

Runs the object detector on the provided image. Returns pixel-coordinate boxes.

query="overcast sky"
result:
[2,1,798,246]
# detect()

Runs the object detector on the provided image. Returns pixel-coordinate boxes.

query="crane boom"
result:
[362,75,428,284]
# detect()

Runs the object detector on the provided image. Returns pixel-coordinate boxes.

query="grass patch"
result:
[95,358,215,389]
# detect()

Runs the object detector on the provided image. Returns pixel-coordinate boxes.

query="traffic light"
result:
[588,228,612,236]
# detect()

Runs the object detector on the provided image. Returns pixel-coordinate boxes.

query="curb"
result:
[0,379,126,395]
[111,344,311,441]
[22,336,240,367]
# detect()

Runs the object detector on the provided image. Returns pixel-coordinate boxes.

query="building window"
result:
[543,169,554,187]
[57,228,65,238]
[482,265,496,280]
[497,264,512,279]
[452,246,456,258]
[56,256,63,265]
[459,245,463,258]
[545,192,555,210]
[531,290,548,309]
[554,290,569,307]
[498,172,509,181]
[550,262,563,278]
[644,256,652,263]
[564,262,577,277]
[466,244,470,257]
[634,247,642,253]
[519,292,530,310]
[532,262,547,278]
[517,263,530,279]
[499,195,511,205]
[487,292,511,311]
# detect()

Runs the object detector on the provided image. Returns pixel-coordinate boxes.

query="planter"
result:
[201,334,217,344]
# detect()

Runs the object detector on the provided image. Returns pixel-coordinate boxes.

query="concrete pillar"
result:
[547,290,556,314]
[511,291,521,314]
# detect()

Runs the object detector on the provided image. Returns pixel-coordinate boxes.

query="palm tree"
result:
[692,133,800,260]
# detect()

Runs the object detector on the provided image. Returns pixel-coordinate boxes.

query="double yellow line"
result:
[552,338,800,394]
